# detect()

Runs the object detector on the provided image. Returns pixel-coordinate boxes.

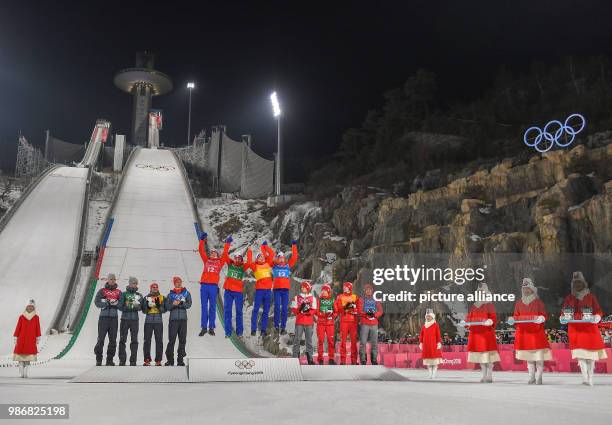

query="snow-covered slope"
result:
[0,167,88,358]
[62,149,243,360]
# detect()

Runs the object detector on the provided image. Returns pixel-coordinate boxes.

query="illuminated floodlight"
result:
[187,82,195,89]
[270,91,281,117]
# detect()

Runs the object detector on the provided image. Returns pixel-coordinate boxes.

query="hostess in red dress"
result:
[419,321,442,365]
[562,292,607,360]
[13,312,41,361]
[513,298,552,361]
[467,302,500,364]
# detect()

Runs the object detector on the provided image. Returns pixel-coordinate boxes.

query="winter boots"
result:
[579,359,595,386]
[535,361,544,385]
[480,364,493,383]
[143,359,151,366]
[199,328,207,336]
[328,359,336,365]
[527,362,536,384]
[208,328,215,336]
[18,362,29,378]
[426,365,438,379]
[306,353,315,365]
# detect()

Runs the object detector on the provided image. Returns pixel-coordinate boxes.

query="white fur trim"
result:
[22,311,36,321]
[571,349,608,360]
[516,349,553,361]
[423,358,442,365]
[468,351,501,364]
[573,287,590,301]
[13,354,37,362]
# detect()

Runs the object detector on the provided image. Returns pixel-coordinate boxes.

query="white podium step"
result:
[71,366,188,383]
[188,358,303,382]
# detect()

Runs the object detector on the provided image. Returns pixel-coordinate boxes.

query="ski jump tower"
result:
[114,52,172,146]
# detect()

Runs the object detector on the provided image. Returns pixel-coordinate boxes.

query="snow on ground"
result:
[0,181,23,213]
[0,364,610,425]
[61,198,111,331]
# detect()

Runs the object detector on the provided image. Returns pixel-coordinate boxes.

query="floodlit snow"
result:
[0,167,88,359]
[0,363,611,425]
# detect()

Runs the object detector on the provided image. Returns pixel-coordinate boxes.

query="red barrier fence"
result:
[306,343,612,373]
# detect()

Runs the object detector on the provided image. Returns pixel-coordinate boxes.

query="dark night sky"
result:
[2,1,612,179]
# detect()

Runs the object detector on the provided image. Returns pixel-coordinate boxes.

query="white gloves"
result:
[437,342,442,350]
[484,319,493,326]
[109,299,118,306]
[100,298,108,303]
[536,315,545,324]
[418,343,423,350]
[593,315,602,323]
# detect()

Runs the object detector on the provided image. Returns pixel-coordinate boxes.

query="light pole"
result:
[187,82,195,145]
[270,91,281,195]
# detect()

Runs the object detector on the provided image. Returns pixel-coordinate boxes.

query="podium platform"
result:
[70,359,407,383]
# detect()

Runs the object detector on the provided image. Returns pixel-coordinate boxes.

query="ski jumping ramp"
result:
[62,148,244,360]
[0,120,110,362]
[0,166,88,358]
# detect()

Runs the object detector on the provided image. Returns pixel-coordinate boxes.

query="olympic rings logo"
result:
[135,164,176,171]
[234,360,256,369]
[523,113,586,153]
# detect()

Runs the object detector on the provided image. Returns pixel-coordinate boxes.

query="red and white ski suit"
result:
[334,292,362,364]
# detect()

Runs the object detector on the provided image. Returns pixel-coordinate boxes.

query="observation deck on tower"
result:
[114,52,172,146]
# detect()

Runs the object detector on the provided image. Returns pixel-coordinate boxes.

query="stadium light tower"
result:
[270,91,282,195]
[187,82,195,145]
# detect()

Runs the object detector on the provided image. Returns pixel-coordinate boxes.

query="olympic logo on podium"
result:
[135,164,176,172]
[523,113,586,153]
[234,360,256,369]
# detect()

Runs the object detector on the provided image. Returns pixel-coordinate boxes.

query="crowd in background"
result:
[383,327,611,346]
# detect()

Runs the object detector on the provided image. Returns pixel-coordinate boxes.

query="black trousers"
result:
[94,316,118,362]
[143,322,163,362]
[118,319,139,364]
[165,320,187,364]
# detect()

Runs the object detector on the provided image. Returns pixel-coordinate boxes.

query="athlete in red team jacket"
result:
[334,282,362,365]
[316,283,337,365]
[197,232,230,336]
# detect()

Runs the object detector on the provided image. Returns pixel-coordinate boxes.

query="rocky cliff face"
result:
[272,141,612,338]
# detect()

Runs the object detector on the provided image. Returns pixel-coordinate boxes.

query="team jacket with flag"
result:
[419,321,442,359]
[561,293,605,351]
[247,247,274,290]
[334,293,362,324]
[267,244,298,290]
[513,299,550,351]
[466,303,498,352]
[198,240,230,284]
[317,296,337,325]
[359,297,383,326]
[290,293,317,325]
